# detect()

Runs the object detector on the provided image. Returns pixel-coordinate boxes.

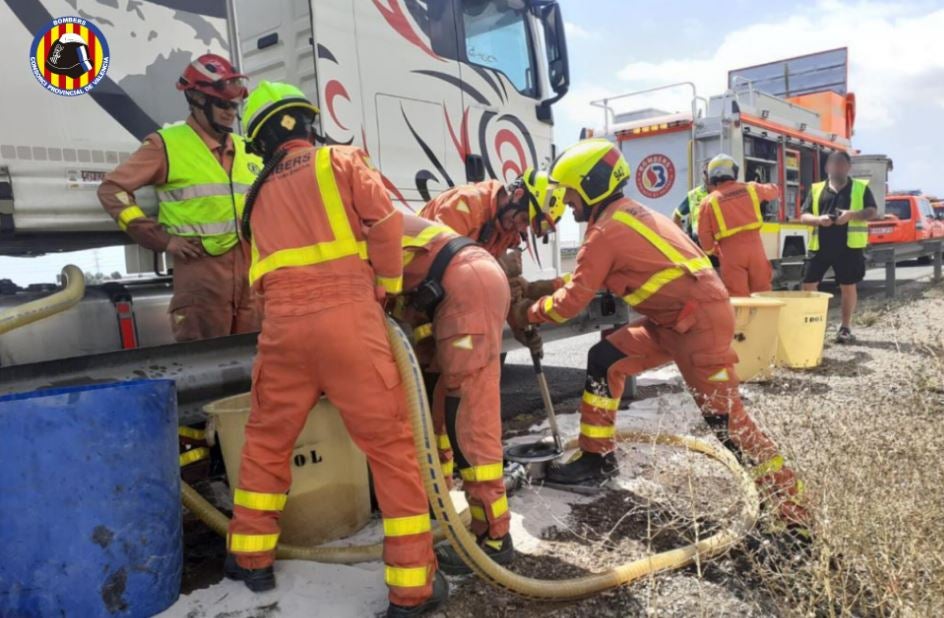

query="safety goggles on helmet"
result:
[177,55,249,100]
[209,96,241,110]
[550,139,630,207]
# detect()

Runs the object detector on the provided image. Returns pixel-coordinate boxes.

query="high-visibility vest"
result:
[611,210,713,307]
[708,183,763,240]
[687,185,709,233]
[156,123,261,256]
[248,146,369,286]
[809,178,869,251]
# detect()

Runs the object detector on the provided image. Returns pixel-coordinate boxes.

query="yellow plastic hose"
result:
[385,317,760,599]
[181,318,759,593]
[0,265,85,335]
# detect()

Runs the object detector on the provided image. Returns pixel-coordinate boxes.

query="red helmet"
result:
[176,54,248,100]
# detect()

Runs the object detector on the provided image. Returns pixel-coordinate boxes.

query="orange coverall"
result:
[419,180,521,257]
[529,197,805,523]
[697,181,779,297]
[98,116,260,341]
[227,141,435,606]
[400,215,511,540]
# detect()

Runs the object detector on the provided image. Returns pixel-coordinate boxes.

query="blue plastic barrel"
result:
[0,380,182,617]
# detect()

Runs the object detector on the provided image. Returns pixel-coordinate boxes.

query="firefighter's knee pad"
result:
[586,339,626,395]
[444,395,470,470]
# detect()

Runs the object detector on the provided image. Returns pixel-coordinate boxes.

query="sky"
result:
[555,0,944,193]
[4,0,943,285]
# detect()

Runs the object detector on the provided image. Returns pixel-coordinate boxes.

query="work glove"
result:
[508,276,528,302]
[497,250,523,278]
[508,298,533,332]
[513,327,543,359]
[523,279,558,301]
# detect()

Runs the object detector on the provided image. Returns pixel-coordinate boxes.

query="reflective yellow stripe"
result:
[623,267,685,306]
[117,205,146,231]
[385,566,429,588]
[612,211,688,263]
[490,494,509,519]
[611,210,712,307]
[580,423,616,439]
[484,537,504,551]
[228,532,279,553]
[437,434,452,451]
[542,296,567,324]
[377,275,403,295]
[383,513,431,537]
[751,454,785,479]
[178,426,205,440]
[710,184,763,240]
[179,447,209,467]
[248,147,368,285]
[402,224,453,248]
[459,462,504,482]
[469,504,486,521]
[233,489,288,512]
[582,390,620,411]
[413,323,433,343]
[441,460,454,477]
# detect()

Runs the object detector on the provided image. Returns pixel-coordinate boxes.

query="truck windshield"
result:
[461,1,537,97]
[885,199,911,220]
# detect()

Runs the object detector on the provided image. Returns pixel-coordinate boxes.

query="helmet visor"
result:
[531,180,561,237]
[206,76,249,100]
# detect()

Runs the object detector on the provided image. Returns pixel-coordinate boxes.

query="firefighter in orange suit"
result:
[419,173,550,356]
[510,140,808,529]
[697,154,779,297]
[224,82,445,618]
[395,214,513,573]
[98,54,261,341]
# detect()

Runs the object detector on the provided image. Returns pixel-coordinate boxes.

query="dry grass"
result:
[743,290,944,617]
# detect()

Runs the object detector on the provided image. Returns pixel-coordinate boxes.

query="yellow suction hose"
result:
[181,318,759,593]
[385,317,760,599]
[0,265,85,335]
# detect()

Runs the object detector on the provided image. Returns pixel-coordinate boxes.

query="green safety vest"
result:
[156,122,261,256]
[809,178,869,251]
[687,185,709,234]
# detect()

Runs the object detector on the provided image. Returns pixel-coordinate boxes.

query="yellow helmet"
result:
[520,168,566,237]
[549,139,630,206]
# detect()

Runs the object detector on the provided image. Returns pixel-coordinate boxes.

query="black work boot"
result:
[545,451,619,485]
[386,570,449,617]
[223,554,276,592]
[435,533,515,575]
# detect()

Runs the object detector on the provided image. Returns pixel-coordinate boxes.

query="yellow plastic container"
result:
[205,394,371,546]
[730,297,785,382]
[751,291,833,368]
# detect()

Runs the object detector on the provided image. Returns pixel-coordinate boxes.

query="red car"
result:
[868,193,944,244]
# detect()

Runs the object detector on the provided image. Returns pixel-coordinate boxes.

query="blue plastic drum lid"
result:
[0,380,182,618]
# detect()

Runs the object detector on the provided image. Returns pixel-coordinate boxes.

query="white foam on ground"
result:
[163,390,706,618]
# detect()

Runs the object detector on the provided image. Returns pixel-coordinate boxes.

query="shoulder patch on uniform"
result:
[451,335,474,350]
[456,201,471,214]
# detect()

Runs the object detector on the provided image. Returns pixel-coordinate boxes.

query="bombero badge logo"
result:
[30,16,110,96]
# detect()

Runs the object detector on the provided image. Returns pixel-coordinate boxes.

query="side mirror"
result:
[535,2,569,123]
[539,2,569,98]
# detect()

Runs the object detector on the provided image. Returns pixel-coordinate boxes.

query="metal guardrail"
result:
[866,239,943,298]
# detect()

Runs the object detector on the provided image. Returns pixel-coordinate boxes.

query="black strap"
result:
[428,236,476,285]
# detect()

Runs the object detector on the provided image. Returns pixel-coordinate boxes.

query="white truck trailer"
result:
[0,0,625,411]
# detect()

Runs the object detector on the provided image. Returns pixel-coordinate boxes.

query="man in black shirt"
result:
[800,151,877,343]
